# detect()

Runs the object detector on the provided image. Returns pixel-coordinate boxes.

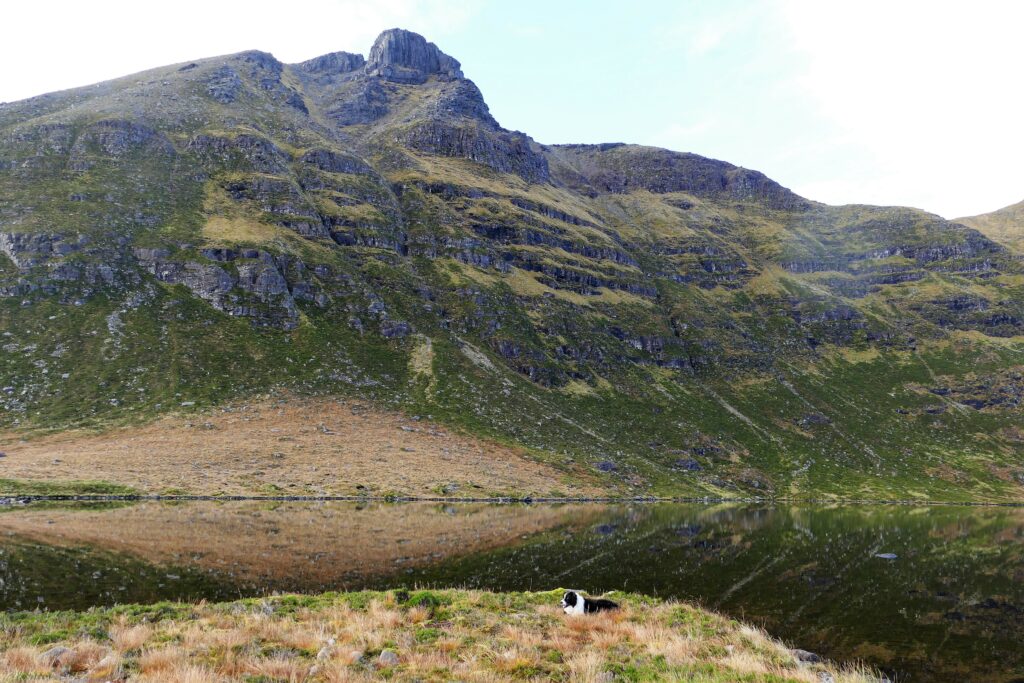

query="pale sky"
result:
[3,0,1022,219]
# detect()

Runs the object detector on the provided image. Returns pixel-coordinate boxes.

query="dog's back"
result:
[585,597,619,613]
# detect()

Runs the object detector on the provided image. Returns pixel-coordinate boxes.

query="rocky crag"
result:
[1,29,1022,499]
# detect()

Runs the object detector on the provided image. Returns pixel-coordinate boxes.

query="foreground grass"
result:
[0,589,879,682]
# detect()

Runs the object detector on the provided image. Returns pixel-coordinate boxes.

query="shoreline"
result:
[6,395,1022,505]
[4,492,1024,507]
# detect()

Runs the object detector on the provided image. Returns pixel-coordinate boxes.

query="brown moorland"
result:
[0,398,604,498]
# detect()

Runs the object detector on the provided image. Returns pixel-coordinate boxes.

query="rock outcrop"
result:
[365,29,463,84]
[549,144,809,210]
[132,248,332,331]
[297,51,366,75]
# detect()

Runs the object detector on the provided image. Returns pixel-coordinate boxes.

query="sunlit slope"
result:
[959,199,1024,254]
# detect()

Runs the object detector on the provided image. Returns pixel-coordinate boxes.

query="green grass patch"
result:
[0,478,138,496]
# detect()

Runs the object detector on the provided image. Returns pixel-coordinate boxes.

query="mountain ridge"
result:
[958,199,1024,254]
[0,28,1022,501]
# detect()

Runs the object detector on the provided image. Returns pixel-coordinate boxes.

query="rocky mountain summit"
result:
[1,29,1022,500]
[365,28,464,83]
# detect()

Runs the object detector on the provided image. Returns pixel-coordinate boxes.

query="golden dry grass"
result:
[0,590,880,682]
[0,396,602,497]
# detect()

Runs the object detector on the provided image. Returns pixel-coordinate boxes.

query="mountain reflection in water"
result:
[1,501,1022,682]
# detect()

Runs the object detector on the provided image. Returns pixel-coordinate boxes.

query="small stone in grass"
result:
[40,646,73,667]
[792,648,822,664]
[378,649,399,666]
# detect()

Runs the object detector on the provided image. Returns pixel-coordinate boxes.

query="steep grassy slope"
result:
[0,29,1022,500]
[959,199,1024,253]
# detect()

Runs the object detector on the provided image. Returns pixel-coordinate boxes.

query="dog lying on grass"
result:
[560,590,619,615]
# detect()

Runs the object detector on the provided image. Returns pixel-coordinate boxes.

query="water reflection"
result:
[1,501,1022,682]
[0,500,601,603]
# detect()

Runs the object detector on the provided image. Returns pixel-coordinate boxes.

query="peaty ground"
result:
[0,397,604,498]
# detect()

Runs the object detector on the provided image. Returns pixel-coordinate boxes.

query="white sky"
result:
[776,0,1024,218]
[2,0,1022,219]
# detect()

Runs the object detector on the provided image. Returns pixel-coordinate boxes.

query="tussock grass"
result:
[0,589,880,682]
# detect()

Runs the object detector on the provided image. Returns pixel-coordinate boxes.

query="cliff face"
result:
[1,29,1022,500]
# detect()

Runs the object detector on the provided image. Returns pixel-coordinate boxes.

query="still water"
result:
[1,500,1022,682]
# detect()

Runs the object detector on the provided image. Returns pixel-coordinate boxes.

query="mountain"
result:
[1,29,1022,500]
[958,200,1024,254]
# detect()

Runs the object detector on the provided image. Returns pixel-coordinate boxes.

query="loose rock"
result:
[792,648,822,664]
[40,646,73,667]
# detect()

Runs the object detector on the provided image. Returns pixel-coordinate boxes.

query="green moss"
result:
[0,479,138,496]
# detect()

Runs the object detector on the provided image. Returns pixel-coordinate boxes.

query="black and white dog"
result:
[560,590,619,615]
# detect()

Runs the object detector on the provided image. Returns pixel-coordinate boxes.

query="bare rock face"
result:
[0,232,131,299]
[0,232,67,269]
[326,78,391,125]
[397,121,549,184]
[550,144,808,211]
[187,132,290,175]
[70,119,175,159]
[297,51,366,75]
[133,248,318,330]
[366,29,463,84]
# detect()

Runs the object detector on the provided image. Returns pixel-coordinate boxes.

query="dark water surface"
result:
[1,500,1022,682]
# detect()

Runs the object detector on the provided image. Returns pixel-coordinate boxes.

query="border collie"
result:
[560,590,619,615]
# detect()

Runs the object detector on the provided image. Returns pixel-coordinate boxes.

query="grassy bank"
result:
[0,589,878,682]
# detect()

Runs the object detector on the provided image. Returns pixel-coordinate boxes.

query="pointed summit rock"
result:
[366,28,463,84]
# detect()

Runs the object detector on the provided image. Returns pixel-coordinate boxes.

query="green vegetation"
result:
[0,31,1022,502]
[0,479,137,496]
